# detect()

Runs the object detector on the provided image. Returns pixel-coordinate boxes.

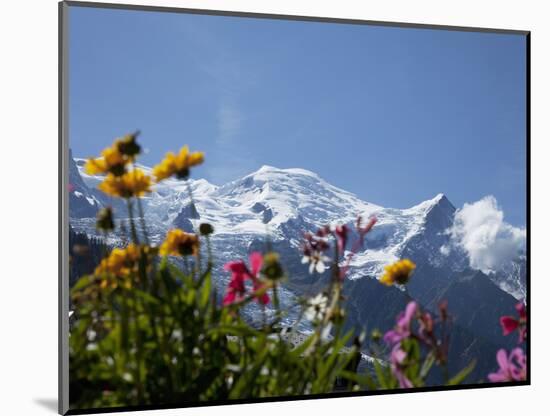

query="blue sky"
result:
[69,6,527,226]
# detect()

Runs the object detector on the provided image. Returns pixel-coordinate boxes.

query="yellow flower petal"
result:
[98,169,152,198]
[152,146,204,182]
[85,158,107,175]
[160,229,200,257]
[378,259,416,286]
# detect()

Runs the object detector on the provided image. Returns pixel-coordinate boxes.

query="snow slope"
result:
[70,158,526,299]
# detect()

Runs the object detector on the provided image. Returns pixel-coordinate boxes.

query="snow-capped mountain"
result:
[69,155,527,381]
[69,157,526,300]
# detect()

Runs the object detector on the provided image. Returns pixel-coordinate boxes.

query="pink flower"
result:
[252,280,270,305]
[356,216,377,245]
[418,312,434,343]
[222,252,270,306]
[384,301,418,345]
[500,302,527,343]
[488,348,527,382]
[248,251,263,277]
[334,224,348,255]
[390,345,413,388]
[500,316,519,335]
[222,261,248,306]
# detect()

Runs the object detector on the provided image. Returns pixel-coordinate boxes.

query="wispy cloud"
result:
[444,195,526,273]
[201,59,257,183]
[217,101,245,144]
[174,20,261,184]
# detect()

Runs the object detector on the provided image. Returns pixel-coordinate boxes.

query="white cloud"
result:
[217,101,244,144]
[447,196,526,273]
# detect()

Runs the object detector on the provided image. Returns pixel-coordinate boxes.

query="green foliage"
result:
[70,253,360,408]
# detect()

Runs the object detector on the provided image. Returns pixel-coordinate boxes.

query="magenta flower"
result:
[418,311,434,344]
[222,252,270,306]
[334,224,348,255]
[500,316,519,334]
[252,280,270,305]
[500,302,527,343]
[222,261,248,306]
[488,348,527,382]
[248,251,263,277]
[390,345,413,388]
[384,301,418,345]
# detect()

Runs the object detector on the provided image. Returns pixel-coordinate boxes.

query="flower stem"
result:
[184,179,201,278]
[132,162,149,245]
[136,196,149,245]
[126,199,139,244]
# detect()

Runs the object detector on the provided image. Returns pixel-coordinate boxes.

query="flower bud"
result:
[371,329,382,342]
[96,207,115,231]
[262,252,284,280]
[116,131,141,158]
[199,223,214,236]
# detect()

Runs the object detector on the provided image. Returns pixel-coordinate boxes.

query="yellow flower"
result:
[114,131,141,158]
[160,229,200,256]
[95,243,141,278]
[85,146,127,176]
[379,259,416,286]
[98,169,152,198]
[152,145,204,181]
[84,132,141,176]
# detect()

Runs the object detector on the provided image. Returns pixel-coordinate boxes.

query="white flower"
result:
[301,253,329,274]
[304,292,329,322]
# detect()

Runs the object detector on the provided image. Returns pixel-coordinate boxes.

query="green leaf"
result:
[339,370,364,384]
[199,270,212,309]
[289,332,316,357]
[420,351,436,379]
[71,275,94,292]
[210,325,258,338]
[373,359,389,389]
[133,289,160,306]
[448,360,476,385]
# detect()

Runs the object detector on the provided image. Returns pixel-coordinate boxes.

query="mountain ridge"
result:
[69,155,525,300]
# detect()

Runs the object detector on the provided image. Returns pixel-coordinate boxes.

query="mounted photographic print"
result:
[59,1,530,414]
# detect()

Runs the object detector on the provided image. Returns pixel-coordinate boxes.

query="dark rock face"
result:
[343,277,411,336]
[249,202,274,224]
[175,202,201,220]
[432,269,519,350]
[173,202,200,232]
[262,208,273,224]
[251,202,266,213]
[403,195,466,304]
